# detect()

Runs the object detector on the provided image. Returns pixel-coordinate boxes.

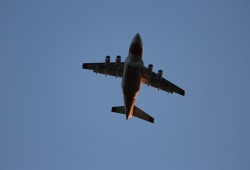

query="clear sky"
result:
[1,0,250,170]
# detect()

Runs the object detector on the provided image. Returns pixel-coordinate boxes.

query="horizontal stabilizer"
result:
[111,106,125,114]
[111,106,154,123]
[133,106,154,123]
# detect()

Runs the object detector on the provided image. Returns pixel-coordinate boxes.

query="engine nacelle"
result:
[116,56,121,66]
[148,64,153,73]
[105,56,110,66]
[157,70,163,81]
[147,64,153,86]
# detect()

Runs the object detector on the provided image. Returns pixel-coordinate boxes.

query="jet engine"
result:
[115,56,121,78]
[148,64,153,73]
[157,70,163,81]
[147,64,153,86]
[104,56,111,75]
[105,56,110,66]
[116,56,121,66]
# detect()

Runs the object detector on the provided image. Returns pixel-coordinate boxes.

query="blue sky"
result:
[1,0,250,169]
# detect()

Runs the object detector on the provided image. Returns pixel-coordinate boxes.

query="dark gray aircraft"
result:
[82,33,185,123]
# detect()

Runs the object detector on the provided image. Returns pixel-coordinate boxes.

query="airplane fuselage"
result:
[121,34,144,119]
[122,56,143,119]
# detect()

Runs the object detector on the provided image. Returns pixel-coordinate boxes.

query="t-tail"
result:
[111,106,154,123]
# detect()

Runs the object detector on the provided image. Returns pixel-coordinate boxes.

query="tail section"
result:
[111,106,154,123]
[133,106,154,123]
[111,106,125,114]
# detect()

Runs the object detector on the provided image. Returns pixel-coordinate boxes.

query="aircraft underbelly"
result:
[122,64,142,119]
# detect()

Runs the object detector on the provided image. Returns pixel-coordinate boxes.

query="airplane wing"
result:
[141,66,185,96]
[82,62,124,78]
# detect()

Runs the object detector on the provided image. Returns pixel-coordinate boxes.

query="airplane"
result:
[82,33,185,123]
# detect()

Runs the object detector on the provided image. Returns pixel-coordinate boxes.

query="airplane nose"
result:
[129,33,143,56]
[132,33,142,46]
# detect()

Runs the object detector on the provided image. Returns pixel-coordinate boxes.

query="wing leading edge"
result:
[141,66,185,96]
